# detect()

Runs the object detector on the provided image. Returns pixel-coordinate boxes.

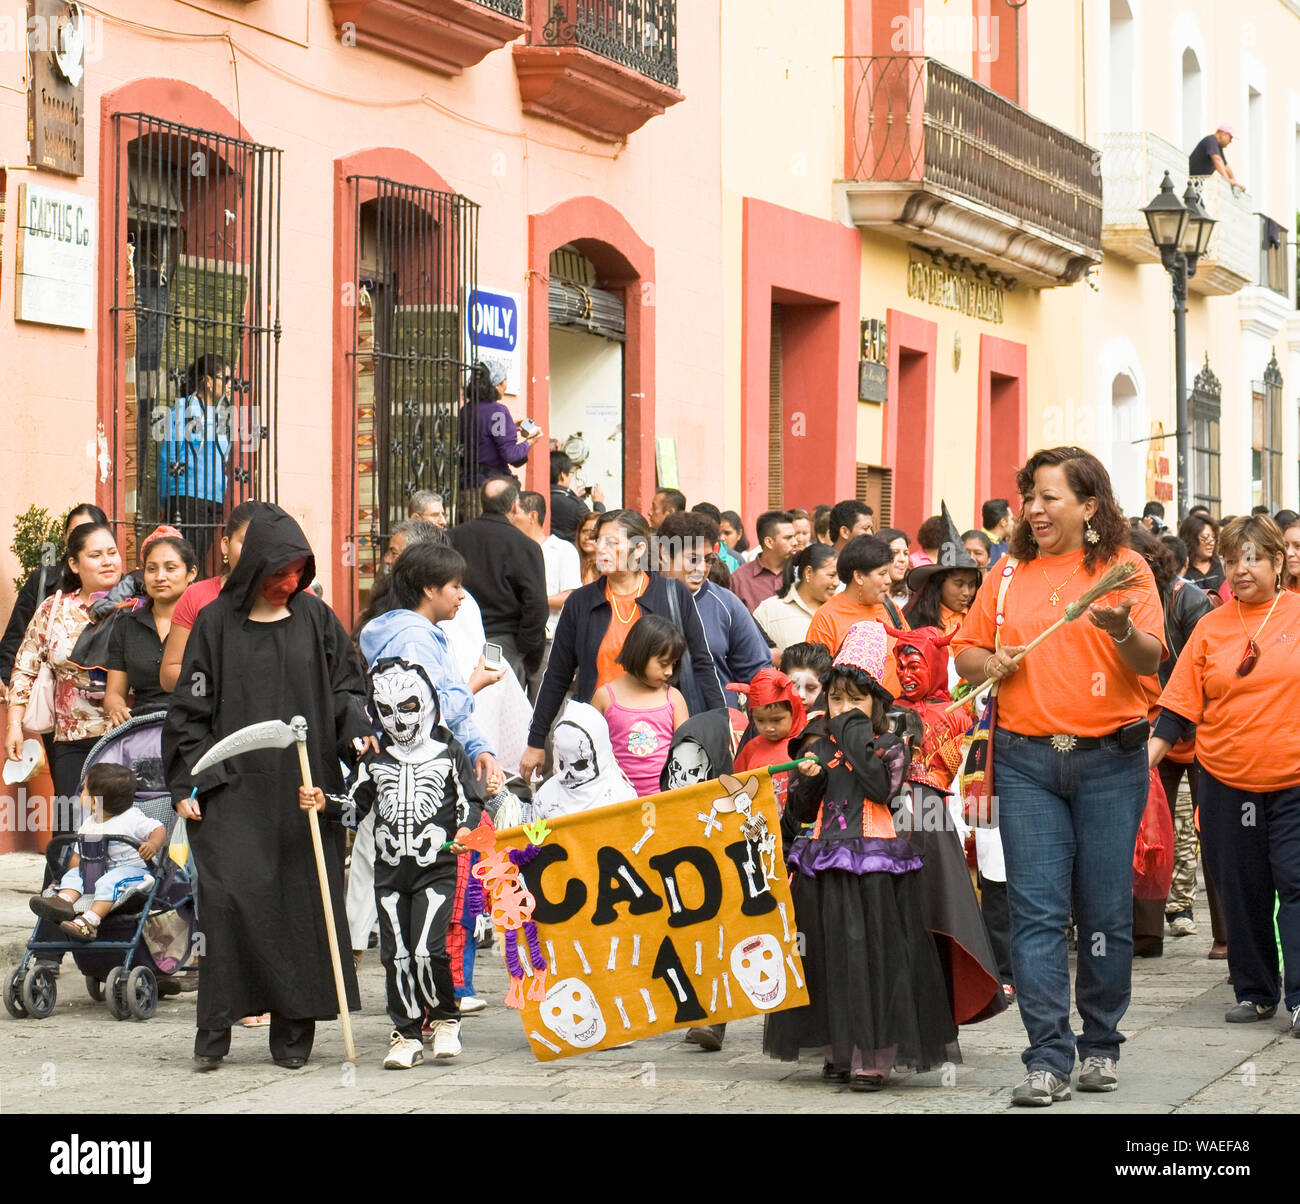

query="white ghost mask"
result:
[540,977,607,1048]
[665,740,710,791]
[532,701,636,820]
[371,660,441,762]
[730,934,787,1010]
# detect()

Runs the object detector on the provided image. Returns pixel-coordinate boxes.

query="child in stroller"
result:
[29,762,164,941]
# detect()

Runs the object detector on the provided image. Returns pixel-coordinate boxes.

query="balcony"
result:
[1099,131,1255,296]
[513,0,683,142]
[838,57,1102,288]
[328,0,527,76]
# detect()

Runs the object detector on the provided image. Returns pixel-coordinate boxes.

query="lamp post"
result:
[1142,172,1216,519]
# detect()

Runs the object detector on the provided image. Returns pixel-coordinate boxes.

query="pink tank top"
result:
[604,684,676,797]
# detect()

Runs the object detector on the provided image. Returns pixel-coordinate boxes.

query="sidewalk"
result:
[0,850,1294,1113]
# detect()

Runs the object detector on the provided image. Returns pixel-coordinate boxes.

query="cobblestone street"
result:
[1,852,1295,1115]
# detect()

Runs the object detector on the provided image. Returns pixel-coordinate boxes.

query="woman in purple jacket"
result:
[458,362,540,488]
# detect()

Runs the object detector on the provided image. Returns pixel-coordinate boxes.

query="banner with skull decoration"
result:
[491,768,809,1060]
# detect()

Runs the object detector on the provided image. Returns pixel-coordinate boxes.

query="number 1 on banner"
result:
[651,935,707,1023]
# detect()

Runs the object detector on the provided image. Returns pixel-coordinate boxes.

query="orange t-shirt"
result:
[951,548,1167,738]
[595,575,648,693]
[1157,590,1300,791]
[805,594,906,696]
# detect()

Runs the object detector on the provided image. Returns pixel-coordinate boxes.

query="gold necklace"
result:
[608,574,645,624]
[1040,559,1084,607]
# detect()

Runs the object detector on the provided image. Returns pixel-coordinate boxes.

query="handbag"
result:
[960,559,1017,826]
[22,590,63,736]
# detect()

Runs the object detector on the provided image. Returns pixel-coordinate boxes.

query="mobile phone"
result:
[484,642,504,672]
[519,418,541,437]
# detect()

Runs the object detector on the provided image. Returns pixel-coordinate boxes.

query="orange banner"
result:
[492,768,809,1061]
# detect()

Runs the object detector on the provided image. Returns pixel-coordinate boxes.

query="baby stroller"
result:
[2,712,198,1022]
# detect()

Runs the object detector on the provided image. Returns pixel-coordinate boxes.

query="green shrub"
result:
[10,505,71,593]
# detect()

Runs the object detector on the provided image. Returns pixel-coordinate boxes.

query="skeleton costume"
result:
[764,621,958,1079]
[347,658,484,1041]
[529,701,635,822]
[886,625,1007,1026]
[658,708,749,793]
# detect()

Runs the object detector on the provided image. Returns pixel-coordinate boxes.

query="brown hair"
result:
[1010,446,1127,572]
[1218,514,1284,584]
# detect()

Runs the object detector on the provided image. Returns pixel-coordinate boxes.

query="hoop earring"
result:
[1084,520,1100,545]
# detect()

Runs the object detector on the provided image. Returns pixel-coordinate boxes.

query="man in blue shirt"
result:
[658,511,771,700]
[158,354,232,570]
[1188,125,1243,195]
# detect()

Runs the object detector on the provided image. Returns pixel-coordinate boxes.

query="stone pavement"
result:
[0,849,1296,1114]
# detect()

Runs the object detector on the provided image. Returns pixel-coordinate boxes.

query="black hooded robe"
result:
[163,506,369,1032]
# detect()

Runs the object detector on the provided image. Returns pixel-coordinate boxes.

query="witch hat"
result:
[905,500,984,592]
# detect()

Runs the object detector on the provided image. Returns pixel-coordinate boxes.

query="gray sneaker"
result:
[1011,1069,1071,1106]
[1077,1056,1118,1092]
[1290,1005,1300,1038]
[1225,1000,1277,1023]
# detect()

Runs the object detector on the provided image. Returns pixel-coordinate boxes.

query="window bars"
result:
[109,113,281,574]
[344,176,480,610]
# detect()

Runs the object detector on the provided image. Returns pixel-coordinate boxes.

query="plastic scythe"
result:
[191,716,356,1062]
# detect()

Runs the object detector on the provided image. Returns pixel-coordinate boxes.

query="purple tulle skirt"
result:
[786,835,923,878]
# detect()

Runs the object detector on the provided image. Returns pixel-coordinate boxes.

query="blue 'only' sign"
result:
[469,288,518,353]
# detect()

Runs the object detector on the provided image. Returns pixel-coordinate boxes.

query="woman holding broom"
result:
[951,447,1165,1107]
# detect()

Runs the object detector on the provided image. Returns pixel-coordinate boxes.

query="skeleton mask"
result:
[539,977,607,1048]
[730,934,786,1010]
[371,660,440,758]
[665,740,710,791]
[554,723,598,790]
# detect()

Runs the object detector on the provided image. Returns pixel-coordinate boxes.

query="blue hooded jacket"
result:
[358,608,491,763]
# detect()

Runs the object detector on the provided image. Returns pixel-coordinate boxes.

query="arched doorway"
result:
[527,198,655,516]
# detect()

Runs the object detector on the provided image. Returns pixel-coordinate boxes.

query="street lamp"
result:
[1142,172,1217,520]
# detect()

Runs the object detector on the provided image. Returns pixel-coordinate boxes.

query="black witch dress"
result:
[163,506,370,1032]
[763,710,958,1071]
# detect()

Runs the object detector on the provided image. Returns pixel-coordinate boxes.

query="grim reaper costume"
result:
[347,657,484,1040]
[163,505,370,1065]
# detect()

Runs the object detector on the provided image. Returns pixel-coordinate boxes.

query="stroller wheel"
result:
[21,965,57,1019]
[84,975,105,1003]
[3,966,29,1019]
[126,966,157,1020]
[104,966,129,1020]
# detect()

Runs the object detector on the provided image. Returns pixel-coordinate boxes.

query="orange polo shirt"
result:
[805,595,906,696]
[952,548,1167,739]
[1157,590,1300,791]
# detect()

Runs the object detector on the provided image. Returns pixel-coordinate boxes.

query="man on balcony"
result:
[1189,125,1243,197]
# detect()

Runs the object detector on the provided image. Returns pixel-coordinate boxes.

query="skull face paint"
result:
[372,663,440,758]
[730,934,787,1009]
[896,645,927,700]
[539,977,607,1048]
[665,740,710,791]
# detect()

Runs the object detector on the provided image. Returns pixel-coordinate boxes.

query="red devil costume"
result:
[886,624,1006,1026]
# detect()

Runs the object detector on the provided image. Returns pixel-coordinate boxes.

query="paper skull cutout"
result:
[665,740,710,791]
[371,660,440,759]
[540,977,607,1048]
[730,934,787,1010]
[555,724,599,790]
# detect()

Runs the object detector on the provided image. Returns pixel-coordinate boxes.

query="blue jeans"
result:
[994,728,1148,1077]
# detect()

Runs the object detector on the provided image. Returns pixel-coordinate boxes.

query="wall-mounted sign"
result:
[27,1,85,176]
[907,257,1004,324]
[15,181,95,327]
[466,286,522,395]
[859,360,887,403]
[1146,421,1173,503]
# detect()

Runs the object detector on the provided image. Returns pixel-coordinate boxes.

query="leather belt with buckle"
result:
[1026,733,1105,753]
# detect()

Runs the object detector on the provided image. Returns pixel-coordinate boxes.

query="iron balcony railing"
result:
[476,0,523,16]
[846,55,1102,253]
[538,0,678,87]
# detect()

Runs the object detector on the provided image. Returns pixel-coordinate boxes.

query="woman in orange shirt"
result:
[805,535,906,694]
[1282,516,1300,594]
[1151,514,1300,1034]
[951,447,1165,1107]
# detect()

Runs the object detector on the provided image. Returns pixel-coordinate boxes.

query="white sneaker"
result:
[1168,913,1198,937]
[458,995,487,1015]
[429,1019,462,1060]
[383,1031,424,1070]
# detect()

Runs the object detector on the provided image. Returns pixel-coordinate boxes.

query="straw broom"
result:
[944,561,1140,715]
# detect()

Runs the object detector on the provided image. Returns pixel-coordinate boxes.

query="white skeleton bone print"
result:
[369,757,451,868]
